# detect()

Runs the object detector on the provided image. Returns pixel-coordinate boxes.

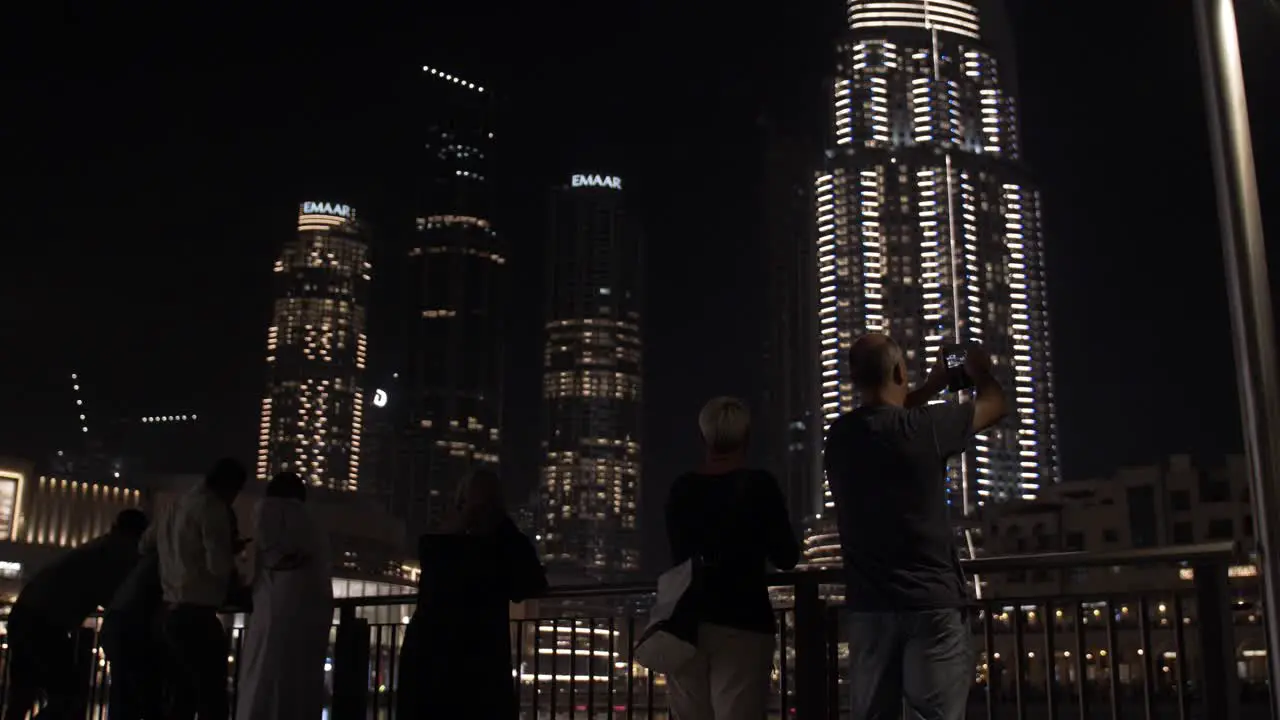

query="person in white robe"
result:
[235,472,333,720]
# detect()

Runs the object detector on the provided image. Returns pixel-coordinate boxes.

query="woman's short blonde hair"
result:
[698,396,751,453]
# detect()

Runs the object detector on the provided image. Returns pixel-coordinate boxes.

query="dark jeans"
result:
[847,609,972,720]
[101,614,167,720]
[2,614,76,720]
[162,604,229,720]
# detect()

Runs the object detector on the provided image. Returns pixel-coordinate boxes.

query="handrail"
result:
[332,541,1242,610]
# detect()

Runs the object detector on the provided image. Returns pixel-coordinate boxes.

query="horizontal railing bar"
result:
[333,542,1241,609]
[960,541,1241,573]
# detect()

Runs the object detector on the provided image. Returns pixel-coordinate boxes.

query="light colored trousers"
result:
[667,622,776,720]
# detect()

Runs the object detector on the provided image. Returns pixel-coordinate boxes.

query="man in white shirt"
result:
[153,458,247,720]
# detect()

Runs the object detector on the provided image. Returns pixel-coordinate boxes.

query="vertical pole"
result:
[332,606,370,720]
[1193,562,1240,719]
[1191,0,1280,716]
[793,578,829,720]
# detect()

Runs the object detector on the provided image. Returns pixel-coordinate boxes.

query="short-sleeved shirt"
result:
[824,402,975,611]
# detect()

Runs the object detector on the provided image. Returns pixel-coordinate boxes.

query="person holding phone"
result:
[155,458,247,720]
[824,334,1007,720]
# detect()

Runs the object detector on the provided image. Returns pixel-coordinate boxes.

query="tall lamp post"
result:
[1192,0,1280,712]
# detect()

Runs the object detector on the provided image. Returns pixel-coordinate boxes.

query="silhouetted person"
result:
[4,509,149,720]
[101,547,165,720]
[395,470,547,719]
[155,458,247,720]
[236,472,332,720]
[825,336,1007,720]
[665,396,800,719]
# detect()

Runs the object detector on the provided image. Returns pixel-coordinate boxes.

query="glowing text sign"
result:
[302,201,352,218]
[373,389,388,408]
[571,174,622,190]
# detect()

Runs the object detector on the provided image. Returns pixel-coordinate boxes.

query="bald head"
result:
[850,334,906,390]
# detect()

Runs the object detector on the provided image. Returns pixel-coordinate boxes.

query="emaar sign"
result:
[571,174,622,190]
[301,201,352,218]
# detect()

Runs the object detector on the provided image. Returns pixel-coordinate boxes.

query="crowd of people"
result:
[0,460,549,719]
[1,461,334,720]
[1,331,1002,720]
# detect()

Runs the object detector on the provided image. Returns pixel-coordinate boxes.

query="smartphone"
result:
[943,343,974,392]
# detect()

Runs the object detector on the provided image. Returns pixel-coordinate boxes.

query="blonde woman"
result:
[665,397,800,719]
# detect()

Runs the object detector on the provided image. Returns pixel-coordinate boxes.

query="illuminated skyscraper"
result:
[814,0,1059,526]
[257,201,371,492]
[539,172,643,581]
[395,66,504,537]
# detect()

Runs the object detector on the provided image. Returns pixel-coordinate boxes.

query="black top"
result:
[665,468,800,633]
[400,517,547,719]
[824,402,975,611]
[414,517,548,613]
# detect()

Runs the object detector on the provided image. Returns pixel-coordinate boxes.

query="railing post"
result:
[70,626,96,717]
[1192,561,1239,719]
[331,605,370,720]
[793,577,830,720]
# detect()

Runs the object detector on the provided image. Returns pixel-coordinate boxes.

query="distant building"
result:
[257,201,372,493]
[0,456,146,602]
[538,172,643,582]
[393,65,505,541]
[980,454,1257,596]
[977,454,1266,689]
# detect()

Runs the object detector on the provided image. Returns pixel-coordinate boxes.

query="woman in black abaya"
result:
[395,470,547,718]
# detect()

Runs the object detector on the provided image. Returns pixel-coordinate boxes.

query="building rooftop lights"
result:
[422,65,484,93]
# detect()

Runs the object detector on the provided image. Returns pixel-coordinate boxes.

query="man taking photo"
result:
[824,334,1007,720]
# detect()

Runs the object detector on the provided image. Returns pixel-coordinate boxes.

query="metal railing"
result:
[324,541,1262,720]
[0,542,1264,719]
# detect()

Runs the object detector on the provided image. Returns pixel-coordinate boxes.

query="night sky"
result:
[4,1,1278,568]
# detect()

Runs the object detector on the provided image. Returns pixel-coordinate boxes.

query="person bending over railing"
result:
[3,509,149,720]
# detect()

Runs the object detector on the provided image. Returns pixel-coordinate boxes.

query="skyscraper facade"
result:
[815,0,1059,524]
[395,66,504,538]
[539,173,643,581]
[257,201,371,491]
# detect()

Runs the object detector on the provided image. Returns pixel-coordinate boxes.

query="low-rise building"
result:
[978,454,1266,689]
[0,457,416,614]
